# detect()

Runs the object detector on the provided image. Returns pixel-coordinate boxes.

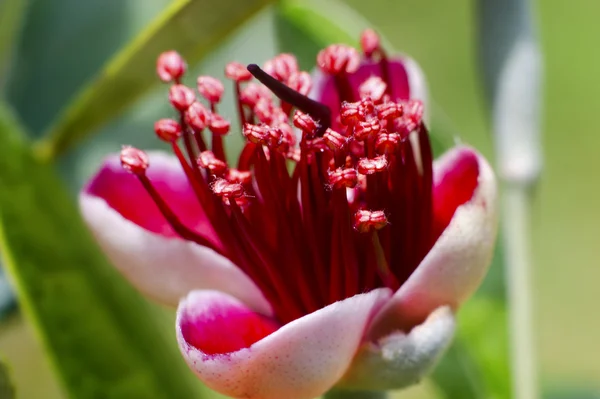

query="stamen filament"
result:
[371,231,399,290]
[136,174,223,254]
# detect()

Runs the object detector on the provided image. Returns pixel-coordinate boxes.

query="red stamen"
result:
[323,128,348,152]
[360,29,380,58]
[263,53,299,82]
[154,119,182,142]
[376,132,401,155]
[357,156,388,175]
[354,119,381,141]
[354,210,388,233]
[225,62,253,82]
[359,77,387,103]
[340,101,365,126]
[317,44,360,75]
[286,71,312,96]
[120,146,149,175]
[328,168,358,188]
[184,102,210,132]
[157,50,186,83]
[198,151,227,176]
[197,76,225,103]
[169,84,196,111]
[293,111,318,138]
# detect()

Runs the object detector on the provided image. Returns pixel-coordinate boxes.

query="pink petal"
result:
[370,146,497,335]
[80,187,271,315]
[84,151,220,247]
[338,306,455,391]
[176,288,392,399]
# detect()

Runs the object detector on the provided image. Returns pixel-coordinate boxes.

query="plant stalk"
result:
[502,183,538,399]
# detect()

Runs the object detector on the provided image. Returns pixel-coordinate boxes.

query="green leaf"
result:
[0,355,15,399]
[36,0,273,160]
[0,0,30,92]
[0,104,205,398]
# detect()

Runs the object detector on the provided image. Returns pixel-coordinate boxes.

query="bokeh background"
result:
[0,0,598,397]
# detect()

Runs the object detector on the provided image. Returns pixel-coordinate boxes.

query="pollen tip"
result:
[120,146,149,175]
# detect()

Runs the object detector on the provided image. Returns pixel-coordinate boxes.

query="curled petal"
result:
[80,152,270,314]
[177,288,392,399]
[371,146,497,335]
[83,152,217,241]
[337,306,455,390]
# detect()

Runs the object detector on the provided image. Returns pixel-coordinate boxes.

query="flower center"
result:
[122,30,436,324]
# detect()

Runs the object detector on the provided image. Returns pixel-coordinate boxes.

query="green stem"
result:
[502,183,538,399]
[323,390,387,399]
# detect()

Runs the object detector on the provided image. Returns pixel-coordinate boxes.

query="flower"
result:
[80,29,497,399]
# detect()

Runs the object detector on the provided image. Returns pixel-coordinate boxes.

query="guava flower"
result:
[80,29,497,399]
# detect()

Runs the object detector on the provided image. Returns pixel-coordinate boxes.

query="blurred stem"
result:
[502,183,538,399]
[323,390,387,399]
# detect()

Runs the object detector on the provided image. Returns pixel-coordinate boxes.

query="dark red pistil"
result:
[128,31,435,324]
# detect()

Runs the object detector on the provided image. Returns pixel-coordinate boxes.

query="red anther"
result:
[375,132,401,154]
[359,97,376,115]
[225,62,253,82]
[323,128,347,151]
[317,44,361,75]
[184,102,211,132]
[226,168,252,185]
[286,148,301,162]
[240,83,271,107]
[197,151,227,175]
[403,99,424,124]
[275,123,296,148]
[197,76,224,103]
[120,146,149,175]
[227,195,252,208]
[360,29,380,58]
[154,118,182,142]
[209,114,230,135]
[211,178,245,199]
[353,210,388,233]
[263,53,299,82]
[305,137,329,153]
[354,118,381,141]
[169,84,196,111]
[286,71,312,96]
[340,101,365,126]
[243,123,269,144]
[265,126,283,147]
[328,167,358,188]
[359,76,387,103]
[254,98,279,125]
[157,50,186,83]
[394,100,424,136]
[293,111,318,137]
[357,155,388,175]
[377,102,403,121]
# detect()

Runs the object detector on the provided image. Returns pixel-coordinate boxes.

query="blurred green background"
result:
[0,0,598,397]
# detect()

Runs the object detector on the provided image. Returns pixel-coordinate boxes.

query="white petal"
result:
[177,288,392,399]
[338,306,455,390]
[371,146,497,334]
[79,194,272,314]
